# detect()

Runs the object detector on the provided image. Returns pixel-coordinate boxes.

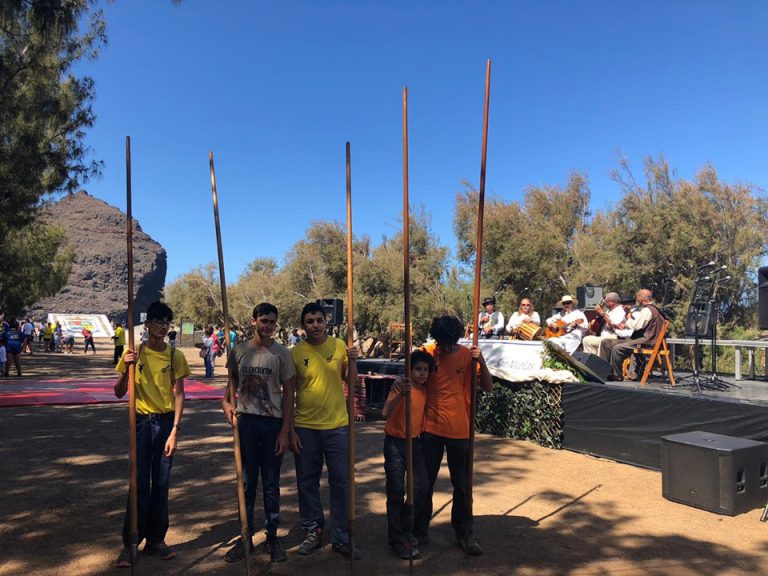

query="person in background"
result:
[4,320,23,376]
[202,326,215,378]
[82,326,96,354]
[112,321,126,365]
[477,297,505,339]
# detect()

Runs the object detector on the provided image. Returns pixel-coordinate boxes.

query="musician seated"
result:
[581,292,632,356]
[506,298,541,337]
[599,289,665,381]
[545,295,587,355]
[478,297,505,339]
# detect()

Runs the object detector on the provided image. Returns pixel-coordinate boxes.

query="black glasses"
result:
[150,319,171,327]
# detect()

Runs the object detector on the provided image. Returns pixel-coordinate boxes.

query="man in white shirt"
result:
[545,295,588,355]
[505,298,541,335]
[581,292,632,356]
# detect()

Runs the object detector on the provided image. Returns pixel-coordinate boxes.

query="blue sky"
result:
[77,1,768,283]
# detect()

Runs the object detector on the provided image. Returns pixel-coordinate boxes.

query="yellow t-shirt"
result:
[116,345,190,414]
[114,326,126,347]
[292,337,348,430]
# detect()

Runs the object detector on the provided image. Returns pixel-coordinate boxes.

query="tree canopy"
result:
[0,0,104,316]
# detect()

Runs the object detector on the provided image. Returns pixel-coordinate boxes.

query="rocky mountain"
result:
[27,191,166,324]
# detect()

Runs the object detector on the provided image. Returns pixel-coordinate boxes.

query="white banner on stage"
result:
[458,338,579,384]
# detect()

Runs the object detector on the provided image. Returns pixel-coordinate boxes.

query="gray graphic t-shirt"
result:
[227,341,295,418]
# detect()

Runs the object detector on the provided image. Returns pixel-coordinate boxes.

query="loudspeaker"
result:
[317,298,343,326]
[572,351,612,382]
[759,266,768,330]
[576,285,604,310]
[684,302,713,338]
[661,431,768,516]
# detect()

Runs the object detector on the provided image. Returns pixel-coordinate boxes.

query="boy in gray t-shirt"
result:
[222,303,296,564]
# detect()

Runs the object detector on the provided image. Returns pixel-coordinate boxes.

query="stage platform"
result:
[562,372,768,470]
[359,358,768,471]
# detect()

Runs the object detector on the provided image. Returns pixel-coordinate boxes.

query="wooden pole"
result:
[345,141,357,572]
[125,136,138,575]
[209,151,251,576]
[402,86,415,572]
[469,59,492,512]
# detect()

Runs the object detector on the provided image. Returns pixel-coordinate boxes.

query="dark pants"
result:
[384,435,428,545]
[114,345,124,365]
[122,412,174,547]
[600,338,645,379]
[204,354,214,377]
[293,426,349,545]
[84,337,95,353]
[239,414,284,536]
[416,432,473,540]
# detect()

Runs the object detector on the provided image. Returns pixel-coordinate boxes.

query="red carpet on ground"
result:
[0,378,222,407]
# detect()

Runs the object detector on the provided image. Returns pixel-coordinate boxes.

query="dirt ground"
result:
[2,345,768,576]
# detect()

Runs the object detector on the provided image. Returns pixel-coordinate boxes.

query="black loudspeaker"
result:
[317,298,343,326]
[759,266,768,330]
[576,285,604,310]
[572,351,612,382]
[661,431,768,516]
[684,302,713,338]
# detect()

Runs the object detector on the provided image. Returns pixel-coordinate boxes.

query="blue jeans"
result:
[122,412,174,546]
[293,426,349,544]
[84,337,95,353]
[416,432,473,539]
[239,414,284,536]
[204,354,213,377]
[384,435,428,545]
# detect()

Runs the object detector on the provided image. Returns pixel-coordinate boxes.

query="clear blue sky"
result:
[77,1,768,283]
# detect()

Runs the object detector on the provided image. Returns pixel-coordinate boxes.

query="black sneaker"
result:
[392,540,420,560]
[414,533,429,546]
[224,537,253,563]
[457,535,482,556]
[331,542,361,560]
[145,541,176,560]
[264,537,287,563]
[297,529,322,556]
[116,546,132,568]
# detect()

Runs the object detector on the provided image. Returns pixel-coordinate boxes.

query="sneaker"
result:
[224,537,253,563]
[457,535,482,556]
[145,541,177,560]
[331,542,361,560]
[116,546,132,568]
[414,533,429,546]
[264,537,287,563]
[392,540,420,560]
[297,529,322,556]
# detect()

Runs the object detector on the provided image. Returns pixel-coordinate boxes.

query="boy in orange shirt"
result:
[382,350,435,560]
[415,315,492,556]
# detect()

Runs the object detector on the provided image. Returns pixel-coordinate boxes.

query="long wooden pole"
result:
[469,59,491,511]
[209,152,251,576]
[345,141,357,572]
[125,136,138,575]
[402,86,414,572]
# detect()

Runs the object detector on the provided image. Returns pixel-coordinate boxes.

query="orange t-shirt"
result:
[384,381,427,439]
[422,342,476,439]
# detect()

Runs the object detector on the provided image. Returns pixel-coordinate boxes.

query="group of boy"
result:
[113,300,493,568]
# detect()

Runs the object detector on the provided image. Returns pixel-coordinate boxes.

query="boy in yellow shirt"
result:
[113,301,189,568]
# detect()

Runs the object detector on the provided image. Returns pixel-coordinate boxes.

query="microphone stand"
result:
[702,277,738,391]
[678,274,708,393]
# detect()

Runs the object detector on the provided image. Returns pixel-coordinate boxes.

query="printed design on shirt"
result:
[303,358,309,367]
[240,365,275,416]
[326,353,334,363]
[456,367,463,375]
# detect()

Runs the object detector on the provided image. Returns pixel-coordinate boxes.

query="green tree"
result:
[454,174,590,313]
[164,263,223,329]
[571,157,768,333]
[0,0,105,314]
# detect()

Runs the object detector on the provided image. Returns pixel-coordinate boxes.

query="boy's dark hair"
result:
[429,315,464,347]
[146,301,173,322]
[300,302,326,325]
[410,350,435,373]
[253,302,279,319]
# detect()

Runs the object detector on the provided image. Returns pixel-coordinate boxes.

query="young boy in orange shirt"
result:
[382,350,435,560]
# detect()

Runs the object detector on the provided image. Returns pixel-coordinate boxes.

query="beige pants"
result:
[582,333,617,356]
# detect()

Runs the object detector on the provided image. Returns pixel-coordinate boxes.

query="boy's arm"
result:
[113,349,136,398]
[164,376,185,457]
[276,375,296,456]
[470,346,494,392]
[382,378,407,418]
[221,365,239,427]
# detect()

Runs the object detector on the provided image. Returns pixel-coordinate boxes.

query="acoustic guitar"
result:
[545,320,568,339]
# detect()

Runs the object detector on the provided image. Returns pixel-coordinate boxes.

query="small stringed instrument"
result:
[545,319,569,339]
